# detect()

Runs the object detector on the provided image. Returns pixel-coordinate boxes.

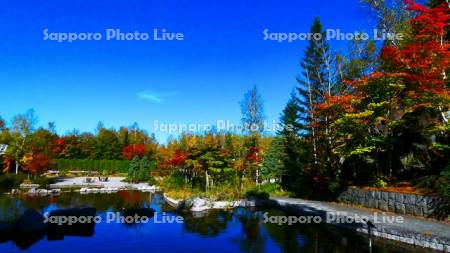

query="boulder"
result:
[37,189,49,195]
[50,189,61,194]
[10,189,21,195]
[190,197,211,212]
[16,209,48,232]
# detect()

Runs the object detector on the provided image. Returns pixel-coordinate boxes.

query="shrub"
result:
[126,156,156,183]
[245,183,290,199]
[163,172,186,190]
[0,173,27,190]
[245,188,270,200]
[438,165,450,206]
[55,159,130,173]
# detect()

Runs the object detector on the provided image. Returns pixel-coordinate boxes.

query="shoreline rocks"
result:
[163,193,259,212]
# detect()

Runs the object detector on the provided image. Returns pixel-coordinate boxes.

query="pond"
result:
[0,191,434,253]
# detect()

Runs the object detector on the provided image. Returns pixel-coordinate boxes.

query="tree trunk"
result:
[306,70,319,167]
[15,161,19,174]
[205,170,209,191]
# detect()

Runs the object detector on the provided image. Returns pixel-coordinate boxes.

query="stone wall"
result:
[337,187,435,217]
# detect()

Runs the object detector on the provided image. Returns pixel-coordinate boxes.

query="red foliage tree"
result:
[122,144,147,160]
[52,137,65,155]
[245,146,261,163]
[23,153,51,175]
[169,150,189,166]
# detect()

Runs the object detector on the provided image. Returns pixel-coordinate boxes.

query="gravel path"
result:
[50,177,151,189]
[271,196,450,251]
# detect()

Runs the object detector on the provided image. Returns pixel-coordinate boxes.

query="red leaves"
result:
[52,138,65,155]
[169,149,189,166]
[407,1,449,38]
[246,146,261,163]
[24,153,51,175]
[368,1,449,101]
[405,0,427,12]
[122,144,147,160]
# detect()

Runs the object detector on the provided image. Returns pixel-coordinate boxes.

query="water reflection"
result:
[0,192,435,253]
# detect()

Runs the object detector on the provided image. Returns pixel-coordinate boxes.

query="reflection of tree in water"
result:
[182,209,233,237]
[232,208,266,253]
[2,191,153,215]
[261,208,304,253]
[0,195,22,222]
[117,190,147,209]
[261,208,416,253]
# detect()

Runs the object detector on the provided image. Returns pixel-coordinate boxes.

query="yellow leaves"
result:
[388,82,405,90]
[367,101,389,110]
[344,110,374,119]
[349,146,376,156]
[21,153,33,165]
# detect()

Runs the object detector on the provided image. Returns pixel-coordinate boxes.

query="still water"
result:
[0,191,433,253]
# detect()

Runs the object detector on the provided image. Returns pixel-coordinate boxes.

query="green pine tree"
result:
[261,136,286,182]
[278,92,309,194]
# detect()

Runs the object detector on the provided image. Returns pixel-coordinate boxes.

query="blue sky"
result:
[0,0,376,142]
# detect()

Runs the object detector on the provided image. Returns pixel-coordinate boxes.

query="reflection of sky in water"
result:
[0,192,430,253]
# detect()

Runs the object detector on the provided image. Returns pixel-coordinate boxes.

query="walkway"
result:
[271,197,450,252]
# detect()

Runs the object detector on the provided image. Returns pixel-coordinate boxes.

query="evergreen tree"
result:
[297,18,327,169]
[128,156,141,183]
[297,18,336,192]
[261,136,286,182]
[278,92,306,193]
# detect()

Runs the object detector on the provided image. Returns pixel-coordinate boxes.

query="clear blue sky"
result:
[0,0,376,142]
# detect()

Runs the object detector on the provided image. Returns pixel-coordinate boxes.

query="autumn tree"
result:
[122,144,147,160]
[8,109,37,174]
[240,86,266,184]
[321,1,449,183]
[22,153,51,176]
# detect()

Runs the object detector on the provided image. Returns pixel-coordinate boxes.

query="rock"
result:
[79,187,88,193]
[405,204,414,215]
[213,201,231,209]
[395,203,406,214]
[190,197,211,212]
[139,185,157,192]
[395,193,404,203]
[86,188,99,193]
[50,189,61,194]
[378,200,389,211]
[108,188,118,193]
[19,183,40,189]
[381,192,389,201]
[16,209,48,232]
[413,206,424,216]
[10,189,21,194]
[37,189,49,195]
[404,194,416,205]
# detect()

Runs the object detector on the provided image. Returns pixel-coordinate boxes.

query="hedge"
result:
[54,159,130,173]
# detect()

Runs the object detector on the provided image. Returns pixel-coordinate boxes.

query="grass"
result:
[160,173,291,201]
